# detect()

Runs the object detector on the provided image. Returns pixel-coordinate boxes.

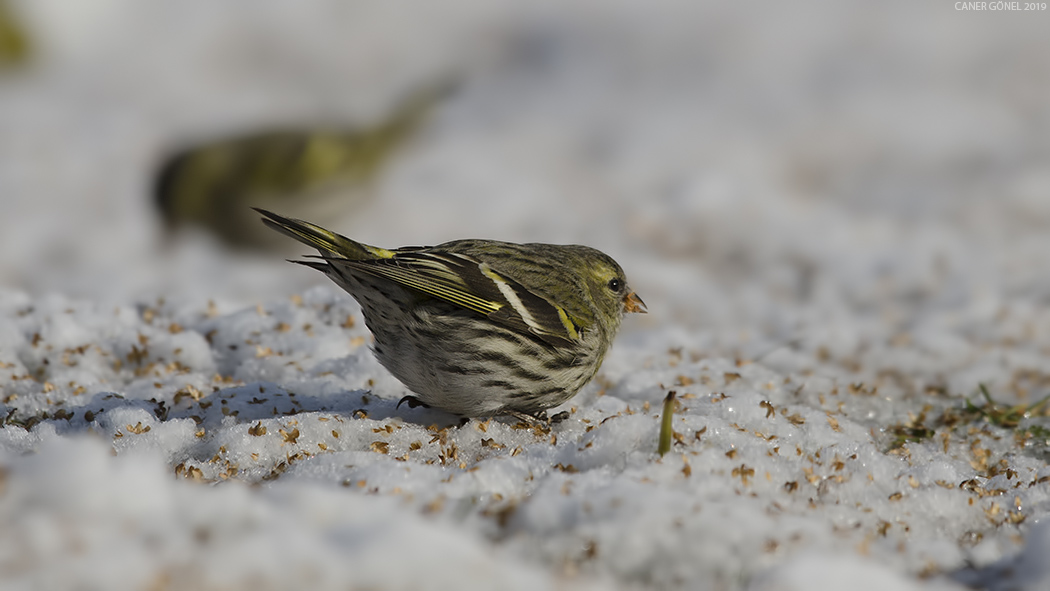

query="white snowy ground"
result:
[2,2,1050,590]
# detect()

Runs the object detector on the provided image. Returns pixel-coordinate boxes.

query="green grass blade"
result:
[658,391,677,457]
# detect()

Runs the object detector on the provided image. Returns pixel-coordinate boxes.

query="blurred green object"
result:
[658,391,676,457]
[154,81,452,250]
[0,0,31,67]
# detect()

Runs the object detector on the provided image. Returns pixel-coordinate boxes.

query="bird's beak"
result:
[623,291,647,314]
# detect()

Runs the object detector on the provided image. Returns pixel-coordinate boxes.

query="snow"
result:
[2,1,1050,590]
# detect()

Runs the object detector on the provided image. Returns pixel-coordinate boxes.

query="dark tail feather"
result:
[290,259,331,273]
[254,208,371,259]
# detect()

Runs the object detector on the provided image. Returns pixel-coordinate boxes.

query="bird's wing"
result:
[334,250,582,347]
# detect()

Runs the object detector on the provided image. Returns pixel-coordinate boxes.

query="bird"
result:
[255,208,646,422]
[0,0,31,69]
[153,81,452,250]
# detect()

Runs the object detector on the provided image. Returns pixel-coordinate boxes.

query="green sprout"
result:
[658,391,676,457]
[963,384,1050,429]
[885,384,1050,452]
[887,406,936,450]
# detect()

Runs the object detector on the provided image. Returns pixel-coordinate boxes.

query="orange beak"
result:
[623,291,647,314]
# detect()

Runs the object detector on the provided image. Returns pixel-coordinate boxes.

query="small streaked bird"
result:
[256,208,646,422]
[0,0,31,69]
[154,82,451,250]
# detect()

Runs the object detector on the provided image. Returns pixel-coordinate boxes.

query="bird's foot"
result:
[504,409,570,428]
[396,395,429,410]
[548,411,570,424]
[505,410,543,427]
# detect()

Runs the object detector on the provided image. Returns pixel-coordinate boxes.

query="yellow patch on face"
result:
[587,264,621,286]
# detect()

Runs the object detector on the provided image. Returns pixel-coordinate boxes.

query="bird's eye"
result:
[607,278,624,293]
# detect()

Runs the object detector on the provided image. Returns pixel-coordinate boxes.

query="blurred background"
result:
[1,0,1049,337]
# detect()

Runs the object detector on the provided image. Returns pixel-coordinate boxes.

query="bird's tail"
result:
[254,208,390,260]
